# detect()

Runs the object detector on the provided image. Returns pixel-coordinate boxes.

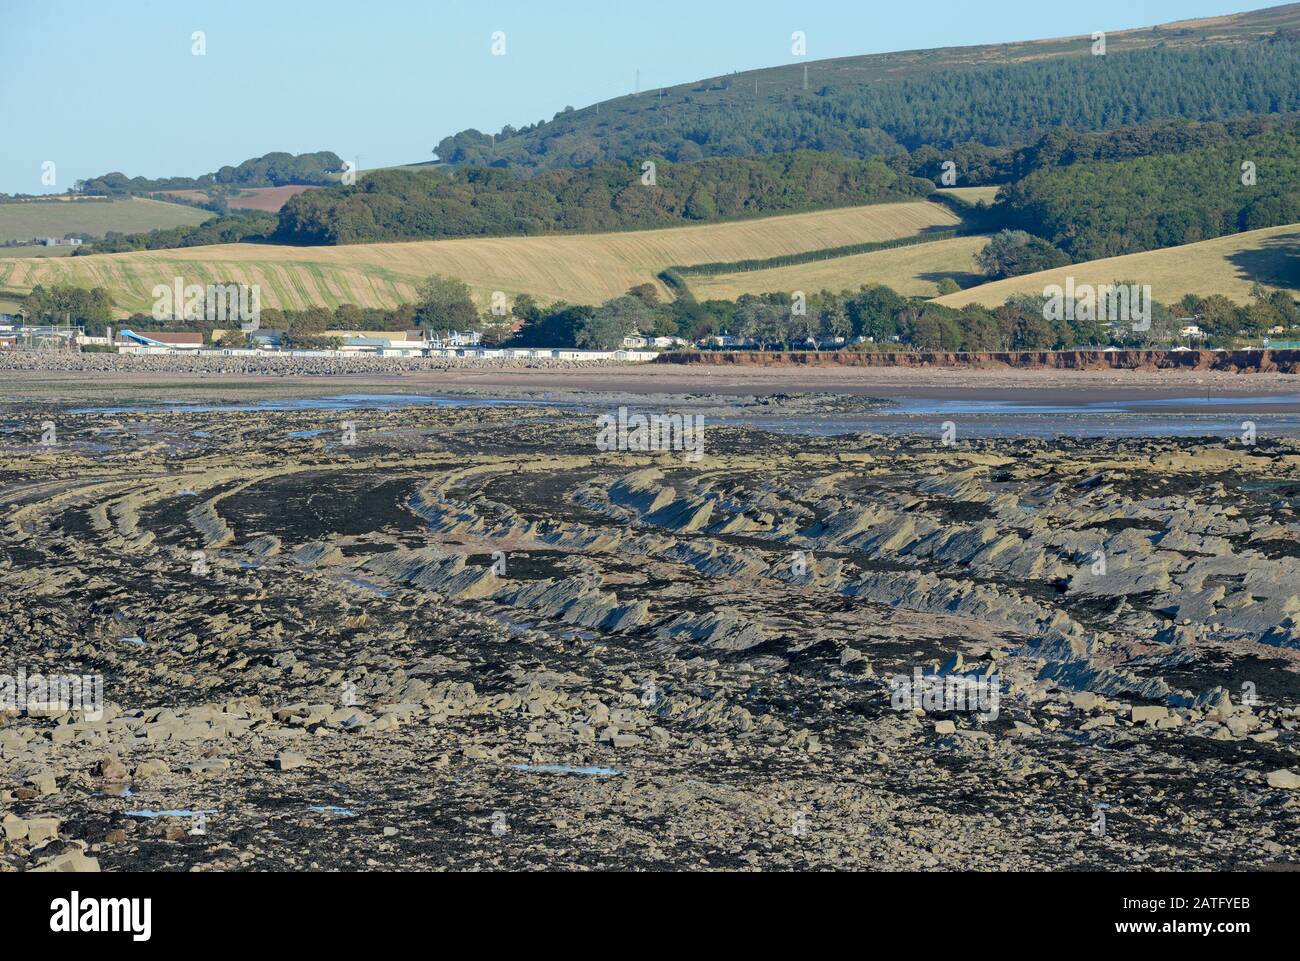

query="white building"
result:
[426,346,659,362]
[651,336,689,349]
[426,329,482,348]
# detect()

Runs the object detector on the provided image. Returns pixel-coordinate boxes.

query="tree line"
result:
[206,276,1300,353]
[75,152,345,196]
[274,153,934,245]
[23,272,1299,353]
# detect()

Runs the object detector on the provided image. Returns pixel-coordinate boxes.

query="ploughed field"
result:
[152,186,318,213]
[1,397,1298,870]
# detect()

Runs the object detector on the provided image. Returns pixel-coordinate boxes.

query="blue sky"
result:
[0,0,1269,193]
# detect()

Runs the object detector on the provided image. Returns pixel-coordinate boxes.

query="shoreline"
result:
[5,361,1300,408]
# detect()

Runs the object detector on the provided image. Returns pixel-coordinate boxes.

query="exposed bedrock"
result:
[3,401,1298,871]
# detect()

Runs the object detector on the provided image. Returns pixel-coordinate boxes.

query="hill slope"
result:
[435,4,1300,171]
[155,186,320,213]
[931,223,1300,307]
[0,201,960,315]
[684,235,989,300]
[0,198,211,245]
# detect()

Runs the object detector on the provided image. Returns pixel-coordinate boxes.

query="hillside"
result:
[938,187,1000,207]
[0,244,79,259]
[155,185,320,213]
[435,4,1300,171]
[0,201,961,315]
[0,197,212,245]
[684,234,989,299]
[931,223,1300,307]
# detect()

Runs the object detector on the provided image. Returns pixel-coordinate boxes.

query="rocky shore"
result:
[1,396,1297,870]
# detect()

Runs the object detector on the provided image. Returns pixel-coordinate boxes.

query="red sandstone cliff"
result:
[655,349,1300,373]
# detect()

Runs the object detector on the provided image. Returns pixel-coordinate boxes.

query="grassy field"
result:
[932,224,1300,308]
[0,200,960,315]
[0,197,212,244]
[684,235,989,299]
[937,187,1001,207]
[0,244,77,258]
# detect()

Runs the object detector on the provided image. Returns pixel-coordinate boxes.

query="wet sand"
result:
[5,363,1300,410]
